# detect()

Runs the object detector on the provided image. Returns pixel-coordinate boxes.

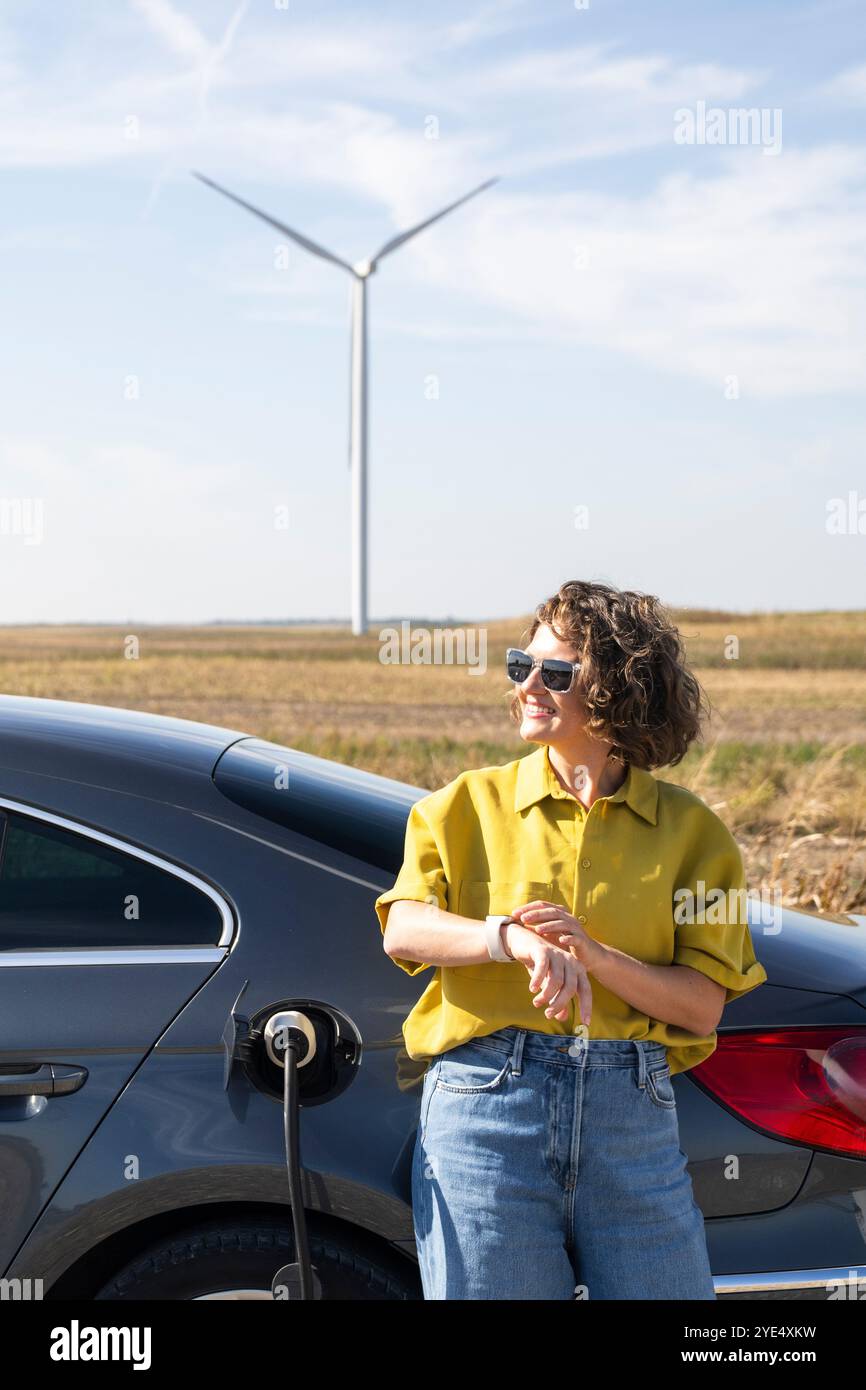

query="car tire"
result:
[93,1217,419,1301]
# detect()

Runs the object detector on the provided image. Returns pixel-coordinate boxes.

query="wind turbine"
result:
[193,170,499,636]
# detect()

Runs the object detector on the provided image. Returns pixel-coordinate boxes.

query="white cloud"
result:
[400,145,866,396]
[470,47,760,102]
[0,437,242,525]
[131,0,250,115]
[212,133,866,396]
[0,10,759,184]
[0,7,863,396]
[820,62,866,106]
[130,0,213,64]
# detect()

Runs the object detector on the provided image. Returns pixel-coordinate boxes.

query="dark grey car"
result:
[1,694,865,1300]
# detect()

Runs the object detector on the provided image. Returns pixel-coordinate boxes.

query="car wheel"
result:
[93,1218,419,1300]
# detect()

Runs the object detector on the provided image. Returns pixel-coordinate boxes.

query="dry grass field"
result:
[1,610,864,913]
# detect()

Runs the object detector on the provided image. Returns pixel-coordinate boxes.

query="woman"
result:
[374,579,767,1300]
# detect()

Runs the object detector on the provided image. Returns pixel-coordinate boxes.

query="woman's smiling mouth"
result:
[523,699,557,718]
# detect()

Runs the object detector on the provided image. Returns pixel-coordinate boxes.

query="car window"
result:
[0,811,224,949]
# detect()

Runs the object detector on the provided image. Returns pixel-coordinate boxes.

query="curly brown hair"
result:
[508,580,709,770]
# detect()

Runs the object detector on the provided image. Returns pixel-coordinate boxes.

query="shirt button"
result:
[581,858,591,869]
[578,914,587,925]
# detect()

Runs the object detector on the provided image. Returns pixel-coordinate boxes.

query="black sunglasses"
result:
[505,648,580,694]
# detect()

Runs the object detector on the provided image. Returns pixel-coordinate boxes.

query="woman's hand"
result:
[503,923,593,1026]
[508,900,603,972]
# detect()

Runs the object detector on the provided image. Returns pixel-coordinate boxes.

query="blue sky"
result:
[1,0,864,622]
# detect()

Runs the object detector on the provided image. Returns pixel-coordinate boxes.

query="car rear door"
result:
[0,800,233,1276]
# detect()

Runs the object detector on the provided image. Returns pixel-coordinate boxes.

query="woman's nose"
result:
[522,668,547,695]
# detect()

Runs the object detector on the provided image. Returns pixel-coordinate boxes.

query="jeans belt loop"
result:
[635,1040,647,1090]
[510,1028,527,1077]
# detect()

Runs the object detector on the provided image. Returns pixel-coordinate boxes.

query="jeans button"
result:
[567,1043,582,1058]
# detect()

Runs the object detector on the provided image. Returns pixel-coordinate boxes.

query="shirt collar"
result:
[514,743,659,825]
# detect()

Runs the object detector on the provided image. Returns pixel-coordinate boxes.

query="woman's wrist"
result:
[503,921,529,961]
[581,936,607,973]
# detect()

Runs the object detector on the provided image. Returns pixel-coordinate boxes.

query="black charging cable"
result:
[280,1031,317,1300]
[232,996,353,1301]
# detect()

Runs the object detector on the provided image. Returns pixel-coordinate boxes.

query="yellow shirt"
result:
[374,743,767,1075]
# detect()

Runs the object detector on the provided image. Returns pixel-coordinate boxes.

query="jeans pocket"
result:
[645,1061,677,1110]
[434,1041,513,1094]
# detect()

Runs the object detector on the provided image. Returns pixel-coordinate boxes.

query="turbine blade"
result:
[370,176,499,265]
[192,172,354,274]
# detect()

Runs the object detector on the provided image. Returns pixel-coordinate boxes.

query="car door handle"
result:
[0,1063,88,1096]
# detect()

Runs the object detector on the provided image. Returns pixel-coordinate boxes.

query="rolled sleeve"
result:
[374,799,447,976]
[672,819,768,1005]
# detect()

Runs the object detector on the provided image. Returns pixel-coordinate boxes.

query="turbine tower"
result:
[193,171,498,636]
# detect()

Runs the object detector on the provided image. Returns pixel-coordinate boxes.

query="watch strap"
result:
[484,914,514,962]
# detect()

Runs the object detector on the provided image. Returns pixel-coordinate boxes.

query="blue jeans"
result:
[412,1026,717,1300]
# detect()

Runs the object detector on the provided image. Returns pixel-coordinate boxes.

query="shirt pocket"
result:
[453,879,554,982]
[457,879,554,919]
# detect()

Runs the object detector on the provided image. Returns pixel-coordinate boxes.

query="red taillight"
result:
[690,1027,866,1160]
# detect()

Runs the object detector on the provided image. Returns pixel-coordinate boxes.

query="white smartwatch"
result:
[484,914,515,962]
